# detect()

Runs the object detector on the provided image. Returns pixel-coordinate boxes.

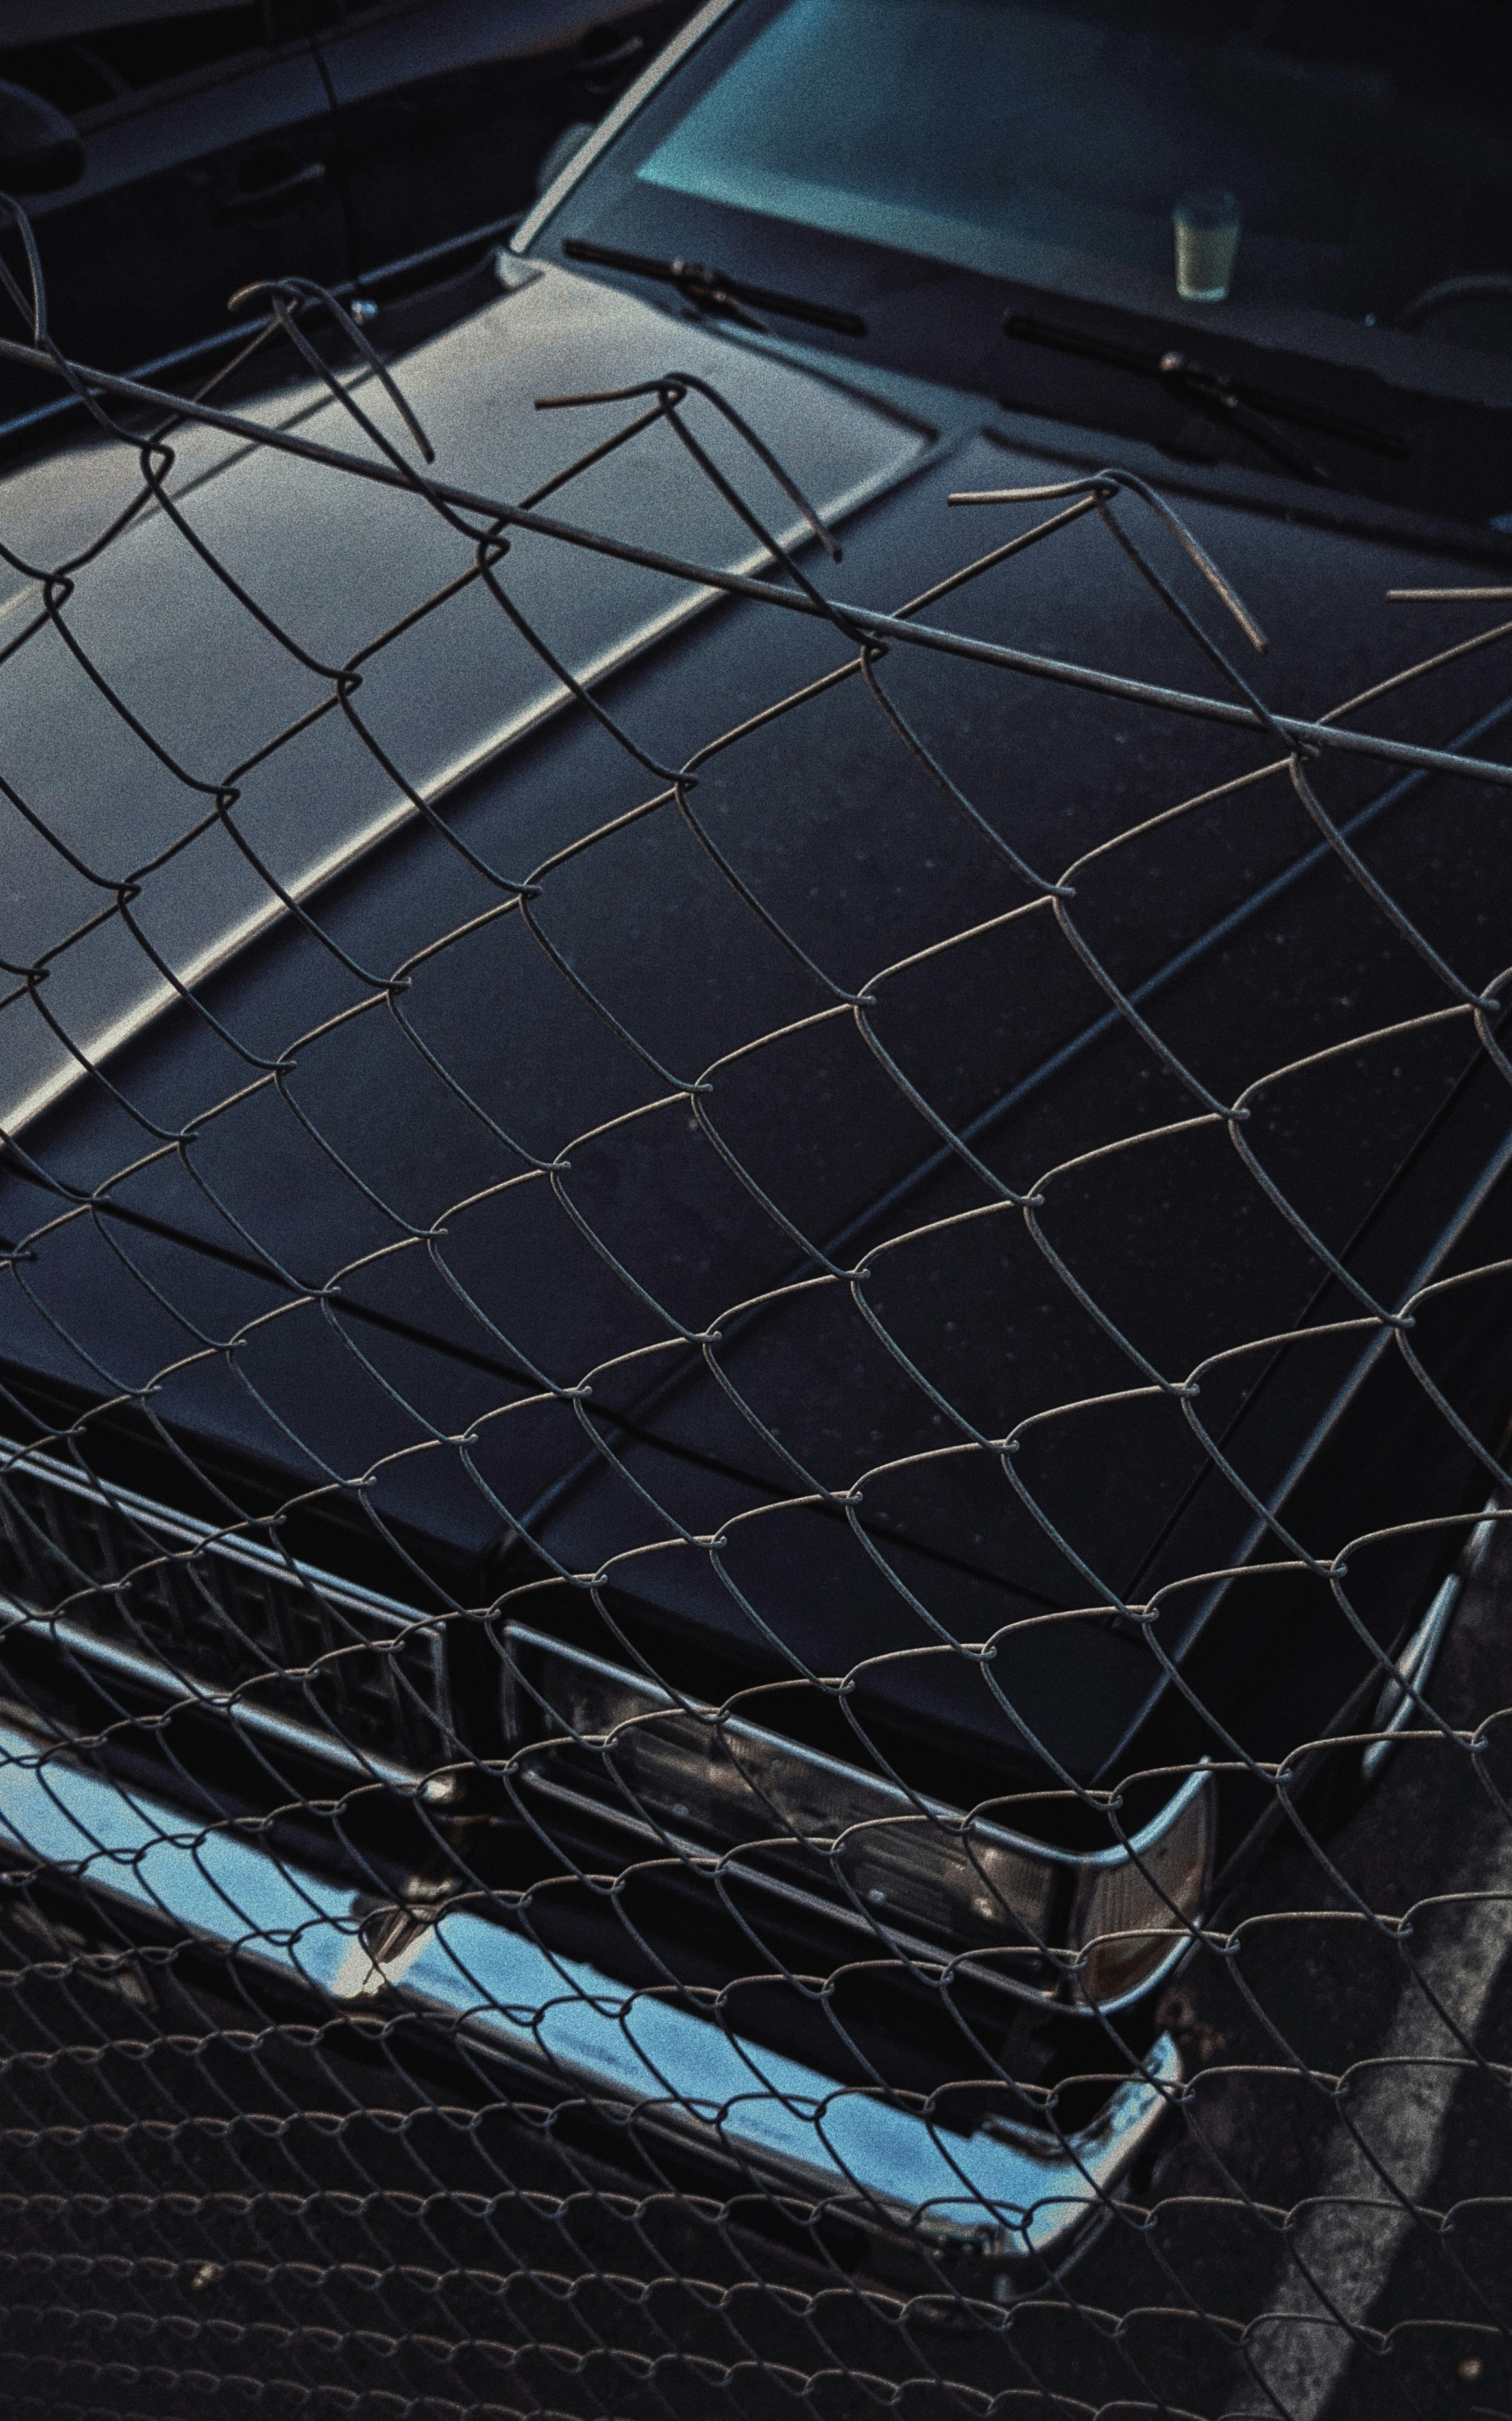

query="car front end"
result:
[2,0,1512,2326]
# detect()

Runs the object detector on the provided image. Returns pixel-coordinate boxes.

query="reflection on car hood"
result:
[0,262,925,1136]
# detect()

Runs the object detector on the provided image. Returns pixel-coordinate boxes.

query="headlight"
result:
[504,1624,1212,2010]
[1067,1769,1214,2005]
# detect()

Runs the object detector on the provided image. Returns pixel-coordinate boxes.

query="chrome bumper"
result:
[0,1720,1178,2269]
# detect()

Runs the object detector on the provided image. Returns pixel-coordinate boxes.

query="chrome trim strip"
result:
[1361,1574,1458,1783]
[511,0,743,254]
[1360,1507,1494,1783]
[0,1716,1177,2263]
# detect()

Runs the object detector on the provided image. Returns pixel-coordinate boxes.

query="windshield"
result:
[530,0,1512,529]
[639,0,1512,359]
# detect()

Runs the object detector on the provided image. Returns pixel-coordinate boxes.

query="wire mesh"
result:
[0,195,1510,2419]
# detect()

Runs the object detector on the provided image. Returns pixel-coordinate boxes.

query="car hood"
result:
[0,260,926,1138]
[5,273,1512,1787]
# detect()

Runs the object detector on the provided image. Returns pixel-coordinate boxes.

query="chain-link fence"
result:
[1,193,1512,2420]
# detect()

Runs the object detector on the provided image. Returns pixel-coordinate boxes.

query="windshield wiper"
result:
[1003,309,1409,483]
[562,238,868,339]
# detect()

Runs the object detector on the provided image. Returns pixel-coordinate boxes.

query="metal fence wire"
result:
[3,197,1512,2421]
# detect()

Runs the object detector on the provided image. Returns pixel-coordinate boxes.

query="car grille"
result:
[0,1439,450,1779]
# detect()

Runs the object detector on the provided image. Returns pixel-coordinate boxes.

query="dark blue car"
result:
[2,0,1511,2285]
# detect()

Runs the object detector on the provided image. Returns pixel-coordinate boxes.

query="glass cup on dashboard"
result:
[1173,189,1240,302]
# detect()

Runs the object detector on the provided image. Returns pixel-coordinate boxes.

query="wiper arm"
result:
[562,237,868,339]
[1003,309,1409,482]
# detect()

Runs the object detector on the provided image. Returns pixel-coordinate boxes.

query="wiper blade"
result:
[1003,309,1409,480]
[562,237,868,339]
